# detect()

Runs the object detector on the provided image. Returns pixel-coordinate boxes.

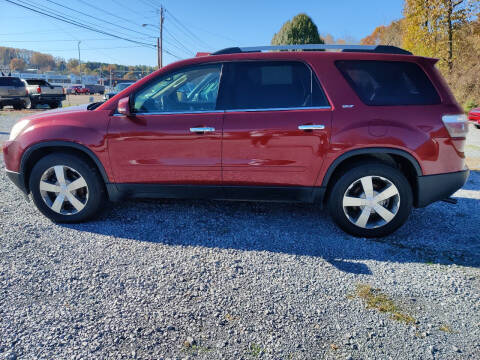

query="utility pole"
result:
[77,40,82,84]
[158,6,164,69]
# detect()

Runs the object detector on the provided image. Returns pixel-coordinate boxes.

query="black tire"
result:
[475,124,480,130]
[26,99,35,109]
[29,153,106,223]
[13,102,23,110]
[328,161,413,238]
[49,102,59,109]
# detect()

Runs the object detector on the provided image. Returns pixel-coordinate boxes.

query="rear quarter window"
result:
[335,60,441,106]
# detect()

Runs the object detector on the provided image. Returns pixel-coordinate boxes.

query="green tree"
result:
[271,13,324,45]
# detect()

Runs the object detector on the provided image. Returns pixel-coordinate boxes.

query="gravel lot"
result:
[0,109,479,359]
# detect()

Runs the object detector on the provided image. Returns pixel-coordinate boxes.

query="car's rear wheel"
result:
[29,154,105,222]
[328,162,412,238]
[475,124,480,130]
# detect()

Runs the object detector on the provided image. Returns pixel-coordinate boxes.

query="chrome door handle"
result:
[298,124,325,130]
[190,127,215,133]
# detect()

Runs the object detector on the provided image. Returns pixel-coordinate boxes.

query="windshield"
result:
[115,83,133,92]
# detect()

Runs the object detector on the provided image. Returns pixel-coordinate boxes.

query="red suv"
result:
[3,45,470,237]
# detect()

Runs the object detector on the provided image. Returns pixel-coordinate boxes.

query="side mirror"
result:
[117,96,133,116]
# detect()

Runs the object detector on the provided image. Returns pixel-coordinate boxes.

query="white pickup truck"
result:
[21,79,66,109]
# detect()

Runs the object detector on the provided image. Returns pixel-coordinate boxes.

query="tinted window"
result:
[116,83,134,92]
[133,64,222,113]
[0,77,24,87]
[336,61,440,106]
[219,61,329,110]
[26,79,48,86]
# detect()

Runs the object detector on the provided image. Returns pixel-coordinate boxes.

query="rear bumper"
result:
[416,169,470,207]
[30,94,66,102]
[0,96,29,105]
[6,170,27,194]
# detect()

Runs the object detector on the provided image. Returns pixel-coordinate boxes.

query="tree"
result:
[123,71,137,80]
[271,13,324,45]
[30,52,55,70]
[67,59,79,73]
[361,20,404,47]
[10,57,26,71]
[403,0,477,71]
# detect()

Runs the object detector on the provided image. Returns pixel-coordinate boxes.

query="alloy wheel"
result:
[39,165,89,215]
[342,175,400,229]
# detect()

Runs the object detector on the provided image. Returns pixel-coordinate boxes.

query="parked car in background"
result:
[3,44,470,238]
[468,107,480,129]
[21,79,65,109]
[0,76,29,110]
[84,84,105,95]
[68,85,91,95]
[103,82,135,100]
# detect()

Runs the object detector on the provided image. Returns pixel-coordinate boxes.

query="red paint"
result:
[3,50,466,191]
[469,107,480,124]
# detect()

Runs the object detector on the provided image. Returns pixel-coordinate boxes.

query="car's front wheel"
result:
[328,162,413,238]
[29,154,105,222]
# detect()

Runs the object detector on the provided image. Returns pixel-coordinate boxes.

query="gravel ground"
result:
[0,111,479,359]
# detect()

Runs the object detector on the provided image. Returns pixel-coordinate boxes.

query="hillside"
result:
[0,46,156,80]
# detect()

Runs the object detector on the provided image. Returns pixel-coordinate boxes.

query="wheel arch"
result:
[321,148,422,206]
[20,141,109,193]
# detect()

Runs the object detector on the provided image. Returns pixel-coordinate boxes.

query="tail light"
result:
[36,87,41,94]
[442,114,469,138]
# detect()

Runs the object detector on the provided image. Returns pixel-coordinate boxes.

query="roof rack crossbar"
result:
[211,44,412,56]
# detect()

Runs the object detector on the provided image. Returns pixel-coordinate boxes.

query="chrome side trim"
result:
[112,107,331,116]
[113,110,224,116]
[225,106,331,113]
[5,169,20,175]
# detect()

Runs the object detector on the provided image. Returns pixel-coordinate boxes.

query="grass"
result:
[249,343,263,357]
[353,284,416,325]
[439,324,453,333]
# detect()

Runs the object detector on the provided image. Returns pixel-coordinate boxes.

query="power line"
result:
[25,0,154,42]
[3,0,156,48]
[45,0,156,39]
[75,0,155,32]
[165,8,214,50]
[163,26,195,56]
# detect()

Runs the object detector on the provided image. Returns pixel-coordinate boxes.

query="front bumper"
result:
[416,169,470,207]
[6,170,27,194]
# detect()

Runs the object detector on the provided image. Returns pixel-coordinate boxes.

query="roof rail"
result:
[211,44,412,56]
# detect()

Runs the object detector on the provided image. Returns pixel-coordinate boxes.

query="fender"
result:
[20,141,110,187]
[320,147,423,187]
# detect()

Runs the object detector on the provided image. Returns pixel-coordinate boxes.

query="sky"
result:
[0,0,404,67]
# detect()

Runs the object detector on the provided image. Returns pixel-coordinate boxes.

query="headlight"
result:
[9,119,30,141]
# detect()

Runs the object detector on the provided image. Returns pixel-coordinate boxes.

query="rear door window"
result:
[219,61,329,110]
[336,60,440,106]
